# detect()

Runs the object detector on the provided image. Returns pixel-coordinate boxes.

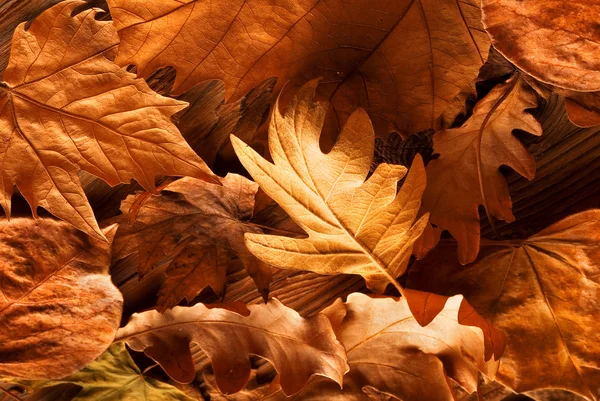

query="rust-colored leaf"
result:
[115,299,348,396]
[232,80,428,294]
[420,75,542,264]
[106,0,490,135]
[111,173,272,311]
[408,210,600,399]
[0,0,216,240]
[482,0,600,92]
[266,292,499,401]
[0,218,122,380]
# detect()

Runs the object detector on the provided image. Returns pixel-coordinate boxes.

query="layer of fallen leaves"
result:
[1,1,600,401]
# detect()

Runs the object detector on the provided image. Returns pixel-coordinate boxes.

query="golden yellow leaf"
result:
[0,1,216,240]
[231,80,429,294]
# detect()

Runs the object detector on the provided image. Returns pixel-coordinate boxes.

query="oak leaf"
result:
[11,344,194,401]
[232,80,429,294]
[420,75,542,264]
[408,210,600,400]
[111,173,272,311]
[106,0,490,135]
[0,0,216,240]
[115,299,348,396]
[266,292,499,401]
[482,0,600,92]
[0,218,122,380]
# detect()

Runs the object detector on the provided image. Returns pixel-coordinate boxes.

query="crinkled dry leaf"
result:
[267,292,499,401]
[232,80,428,294]
[106,0,489,135]
[421,75,542,264]
[482,0,600,92]
[0,0,215,240]
[0,218,122,380]
[12,344,194,401]
[115,299,348,396]
[408,210,600,400]
[111,173,272,311]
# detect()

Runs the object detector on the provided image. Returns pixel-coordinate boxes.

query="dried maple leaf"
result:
[115,299,348,396]
[231,80,429,294]
[420,75,542,264]
[482,0,600,92]
[266,292,499,401]
[11,344,194,401]
[408,210,600,400]
[0,218,122,380]
[106,0,489,135]
[0,0,216,240]
[111,173,272,311]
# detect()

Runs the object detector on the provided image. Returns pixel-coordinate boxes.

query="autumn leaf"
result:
[10,344,194,401]
[408,210,600,400]
[482,0,600,92]
[232,80,428,294]
[0,0,216,240]
[420,75,542,264]
[266,292,499,401]
[0,218,122,380]
[106,0,490,135]
[111,173,272,311]
[115,299,348,396]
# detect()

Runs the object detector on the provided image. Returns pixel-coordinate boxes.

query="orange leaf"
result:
[106,0,490,135]
[0,218,122,380]
[0,1,216,240]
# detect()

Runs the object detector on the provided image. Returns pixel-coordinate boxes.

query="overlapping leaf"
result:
[266,292,499,401]
[9,344,194,401]
[0,0,215,240]
[115,299,348,396]
[408,210,600,400]
[482,0,600,92]
[106,0,490,135]
[111,173,271,311]
[420,75,542,264]
[232,80,429,293]
[0,218,122,380]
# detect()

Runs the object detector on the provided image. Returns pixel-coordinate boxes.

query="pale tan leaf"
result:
[232,80,428,293]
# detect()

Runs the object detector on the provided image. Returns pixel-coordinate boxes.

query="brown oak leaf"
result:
[482,0,600,92]
[265,292,499,401]
[106,0,489,136]
[408,210,600,400]
[0,218,122,380]
[111,173,271,312]
[231,80,429,294]
[420,75,542,264]
[115,299,348,396]
[0,0,216,240]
